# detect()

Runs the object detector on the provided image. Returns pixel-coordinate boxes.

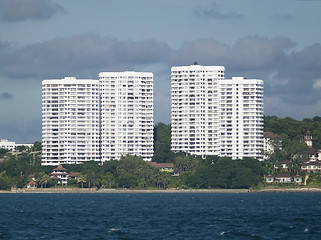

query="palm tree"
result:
[38,173,50,188]
[77,174,87,188]
[41,174,50,188]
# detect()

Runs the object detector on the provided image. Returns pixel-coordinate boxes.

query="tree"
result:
[174,154,201,173]
[32,142,42,152]
[100,172,115,188]
[0,171,12,190]
[38,173,50,188]
[77,174,87,188]
[184,157,265,189]
[0,149,9,158]
[15,145,27,152]
[153,123,175,163]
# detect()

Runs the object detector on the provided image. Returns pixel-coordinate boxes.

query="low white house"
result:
[0,139,33,151]
[0,139,16,151]
[301,160,321,173]
[266,174,302,184]
[274,174,292,183]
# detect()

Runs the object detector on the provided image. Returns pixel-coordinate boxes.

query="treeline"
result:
[0,150,265,190]
[1,115,321,190]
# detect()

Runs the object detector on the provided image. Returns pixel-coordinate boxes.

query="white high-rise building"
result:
[99,71,154,162]
[171,65,225,157]
[42,77,100,165]
[171,65,264,160]
[219,77,264,160]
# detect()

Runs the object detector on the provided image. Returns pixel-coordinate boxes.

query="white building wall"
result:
[171,66,264,160]
[219,77,264,160]
[0,139,16,151]
[99,71,154,162]
[171,65,225,157]
[41,77,100,165]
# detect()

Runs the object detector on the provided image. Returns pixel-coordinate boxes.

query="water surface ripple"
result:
[1,192,321,239]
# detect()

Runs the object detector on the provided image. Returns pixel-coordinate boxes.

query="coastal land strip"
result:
[2,187,321,194]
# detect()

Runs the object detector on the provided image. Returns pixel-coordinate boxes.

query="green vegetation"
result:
[2,116,321,190]
[265,116,321,157]
[153,123,174,163]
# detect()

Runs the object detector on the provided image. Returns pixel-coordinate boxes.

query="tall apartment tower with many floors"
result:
[171,65,225,157]
[219,77,264,160]
[99,71,154,162]
[42,77,100,165]
[171,65,264,160]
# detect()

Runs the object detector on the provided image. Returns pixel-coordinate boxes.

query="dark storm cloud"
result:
[0,92,13,100]
[1,33,321,109]
[0,117,41,143]
[271,43,321,104]
[194,3,243,20]
[0,0,64,22]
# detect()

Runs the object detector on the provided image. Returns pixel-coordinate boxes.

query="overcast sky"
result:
[1,0,321,143]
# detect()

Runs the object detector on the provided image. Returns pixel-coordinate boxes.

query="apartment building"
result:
[171,65,225,157]
[171,65,264,160]
[99,71,154,162]
[219,77,264,160]
[42,77,100,165]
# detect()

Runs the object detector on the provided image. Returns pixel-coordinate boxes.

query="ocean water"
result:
[1,192,321,239]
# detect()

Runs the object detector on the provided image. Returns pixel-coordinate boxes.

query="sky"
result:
[1,0,321,143]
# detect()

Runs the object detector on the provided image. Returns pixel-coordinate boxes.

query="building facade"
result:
[42,77,100,165]
[219,77,264,160]
[171,65,225,157]
[99,71,154,162]
[0,139,16,151]
[171,65,264,160]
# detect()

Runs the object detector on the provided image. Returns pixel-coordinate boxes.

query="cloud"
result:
[0,35,171,79]
[0,0,64,22]
[170,36,295,72]
[1,33,321,119]
[0,92,13,100]
[194,3,243,20]
[170,38,230,66]
[313,79,321,88]
[230,36,295,70]
[270,43,321,105]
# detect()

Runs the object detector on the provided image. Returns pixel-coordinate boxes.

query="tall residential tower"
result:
[219,77,264,160]
[99,71,154,162]
[171,65,264,160]
[42,77,100,165]
[171,65,225,157]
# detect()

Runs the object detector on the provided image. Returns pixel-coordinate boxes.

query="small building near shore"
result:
[274,174,292,183]
[147,162,174,173]
[266,174,302,184]
[27,180,37,189]
[49,164,69,185]
[265,175,274,183]
[301,160,321,173]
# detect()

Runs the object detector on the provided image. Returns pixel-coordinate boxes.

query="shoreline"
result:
[1,187,321,194]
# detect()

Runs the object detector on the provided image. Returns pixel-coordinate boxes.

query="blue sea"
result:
[1,192,321,239]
